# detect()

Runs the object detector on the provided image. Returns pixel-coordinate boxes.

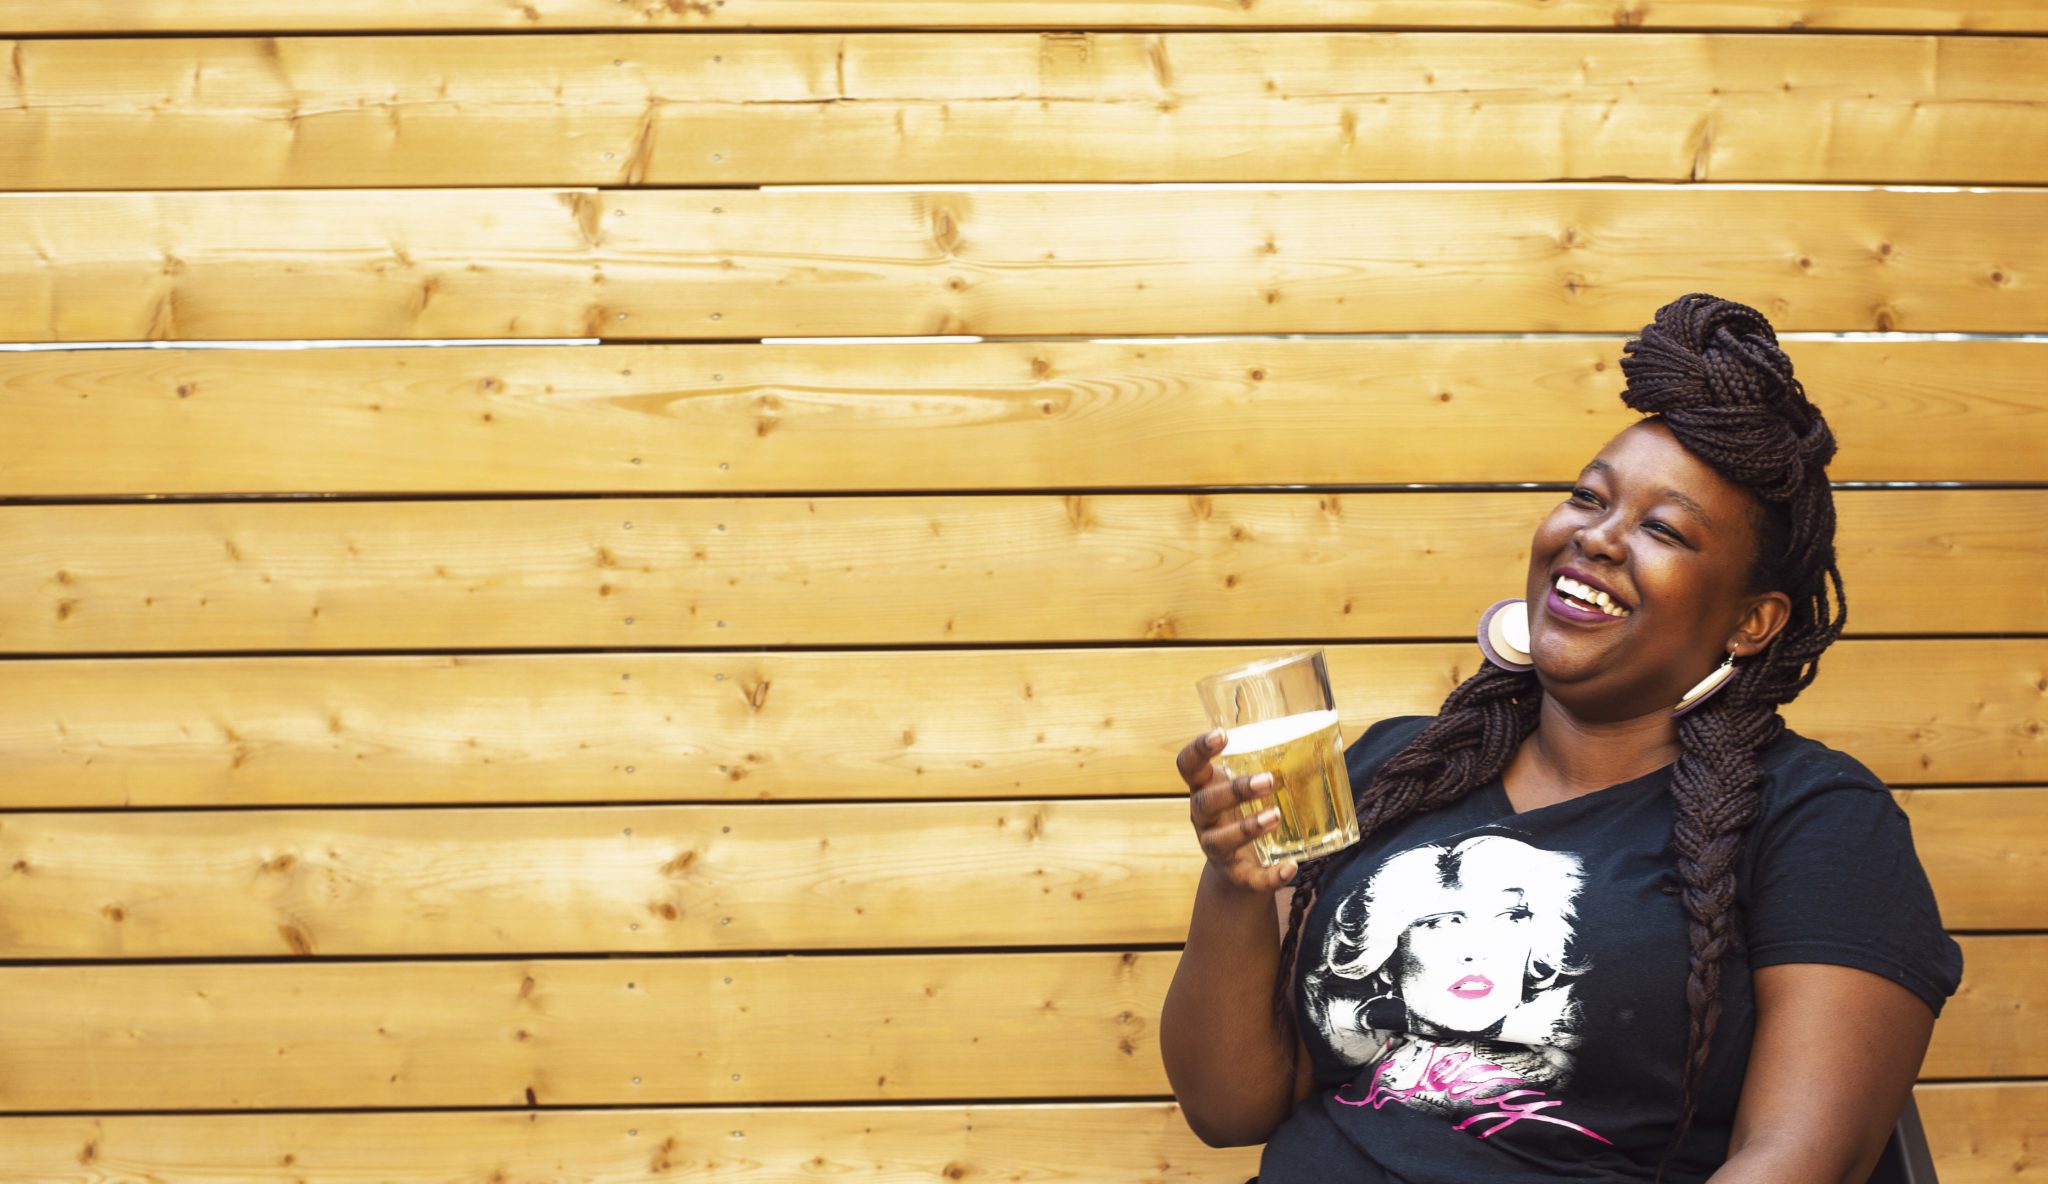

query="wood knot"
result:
[278,924,314,955]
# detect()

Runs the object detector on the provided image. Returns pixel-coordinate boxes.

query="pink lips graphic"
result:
[1448,974,1494,999]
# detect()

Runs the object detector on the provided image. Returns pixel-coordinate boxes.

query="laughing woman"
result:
[1159,294,1963,1183]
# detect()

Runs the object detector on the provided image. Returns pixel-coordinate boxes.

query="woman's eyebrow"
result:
[1583,460,1716,528]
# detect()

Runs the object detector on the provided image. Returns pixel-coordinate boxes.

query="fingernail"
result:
[1279,861,1298,881]
[1206,729,1226,748]
[1256,808,1280,826]
[1252,773,1275,790]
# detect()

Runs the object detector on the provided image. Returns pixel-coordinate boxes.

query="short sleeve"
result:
[1742,771,1964,1017]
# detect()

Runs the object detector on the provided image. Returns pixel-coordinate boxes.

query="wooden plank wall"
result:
[1,3,2043,1180]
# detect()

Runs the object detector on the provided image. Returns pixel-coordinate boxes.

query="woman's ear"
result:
[1729,591,1792,659]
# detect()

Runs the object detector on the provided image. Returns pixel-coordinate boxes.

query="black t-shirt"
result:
[1257,715,1964,1183]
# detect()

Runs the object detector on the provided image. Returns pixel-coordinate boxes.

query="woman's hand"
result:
[1178,728,1300,893]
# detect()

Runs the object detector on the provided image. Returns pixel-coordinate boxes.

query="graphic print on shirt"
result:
[1303,833,1611,1144]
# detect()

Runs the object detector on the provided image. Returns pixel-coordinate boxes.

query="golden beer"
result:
[1214,708,1359,866]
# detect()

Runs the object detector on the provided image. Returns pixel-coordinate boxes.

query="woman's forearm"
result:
[1160,862,1300,1146]
[1707,1143,1864,1184]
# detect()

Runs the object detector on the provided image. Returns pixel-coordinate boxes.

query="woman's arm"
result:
[1708,962,1937,1184]
[1159,730,1315,1146]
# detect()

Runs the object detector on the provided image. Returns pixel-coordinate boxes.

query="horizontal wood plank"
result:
[1917,1081,2048,1184]
[2,490,2040,650]
[0,940,2028,1109]
[8,33,2047,187]
[5,338,2042,494]
[2,187,2043,340]
[0,1103,1263,1182]
[0,0,2038,33]
[0,1088,2031,1182]
[0,789,2033,959]
[1,640,2038,808]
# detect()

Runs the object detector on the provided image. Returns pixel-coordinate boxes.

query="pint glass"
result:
[1195,650,1360,866]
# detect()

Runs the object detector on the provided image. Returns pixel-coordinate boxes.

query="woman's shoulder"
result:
[1752,725,1895,815]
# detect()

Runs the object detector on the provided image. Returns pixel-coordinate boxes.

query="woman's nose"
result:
[1577,511,1628,563]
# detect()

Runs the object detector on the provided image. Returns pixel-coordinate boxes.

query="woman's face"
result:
[1523,419,1786,722]
[1395,887,1537,1034]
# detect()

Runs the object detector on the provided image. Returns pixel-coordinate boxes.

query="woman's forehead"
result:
[1586,420,1755,528]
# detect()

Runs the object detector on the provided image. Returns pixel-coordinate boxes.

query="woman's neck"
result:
[1503,697,1681,811]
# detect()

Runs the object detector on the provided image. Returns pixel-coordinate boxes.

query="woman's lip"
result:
[1546,586,1626,625]
[1448,975,1494,999]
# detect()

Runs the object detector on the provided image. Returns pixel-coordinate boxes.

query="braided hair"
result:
[1275,293,1847,1172]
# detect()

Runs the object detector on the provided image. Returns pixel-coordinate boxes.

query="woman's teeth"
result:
[1555,575,1631,618]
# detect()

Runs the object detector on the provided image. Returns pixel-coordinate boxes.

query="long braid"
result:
[1622,294,1847,1172]
[1274,295,1846,1182]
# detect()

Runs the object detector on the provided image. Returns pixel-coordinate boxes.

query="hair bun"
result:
[1618,293,1837,499]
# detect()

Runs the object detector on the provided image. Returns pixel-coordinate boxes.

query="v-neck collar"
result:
[1487,759,1677,819]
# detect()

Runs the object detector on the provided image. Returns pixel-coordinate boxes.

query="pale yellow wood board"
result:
[0,187,2041,340]
[0,641,2038,808]
[0,941,2026,1108]
[6,33,2045,187]
[0,0,2039,33]
[0,789,2032,959]
[1,490,2040,650]
[5,339,2042,494]
[0,952,1177,1109]
[0,1103,1263,1183]
[0,1088,2032,1183]
[1917,1081,2048,1183]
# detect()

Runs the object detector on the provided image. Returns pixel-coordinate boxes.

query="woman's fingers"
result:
[1178,728,1297,891]
[1190,770,1277,826]
[1196,803,1280,862]
[1175,728,1228,789]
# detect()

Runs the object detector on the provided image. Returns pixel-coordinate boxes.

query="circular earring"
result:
[1673,649,1739,718]
[1477,598,1533,673]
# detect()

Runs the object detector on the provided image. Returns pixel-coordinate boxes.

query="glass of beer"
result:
[1194,649,1359,867]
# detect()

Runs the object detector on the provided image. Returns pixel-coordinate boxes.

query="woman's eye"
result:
[1646,520,1685,542]
[1569,487,1600,505]
[1501,905,1533,922]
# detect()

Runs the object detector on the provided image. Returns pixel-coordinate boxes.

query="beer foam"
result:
[1219,709,1340,755]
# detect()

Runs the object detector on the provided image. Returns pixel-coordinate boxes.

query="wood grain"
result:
[0,1103,1264,1183]
[6,338,2042,494]
[0,789,2032,959]
[0,941,2027,1109]
[2,490,2040,650]
[2,187,2042,340]
[7,33,2046,187]
[1917,1081,2048,1184]
[0,0,2038,33]
[1,641,2038,809]
[0,1087,2034,1182]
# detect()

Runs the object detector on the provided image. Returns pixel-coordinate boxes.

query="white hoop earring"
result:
[1673,650,1738,718]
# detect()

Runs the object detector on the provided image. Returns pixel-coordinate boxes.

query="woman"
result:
[1159,294,1963,1183]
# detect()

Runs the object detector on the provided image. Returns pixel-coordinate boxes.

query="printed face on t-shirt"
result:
[1396,888,1538,1034]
